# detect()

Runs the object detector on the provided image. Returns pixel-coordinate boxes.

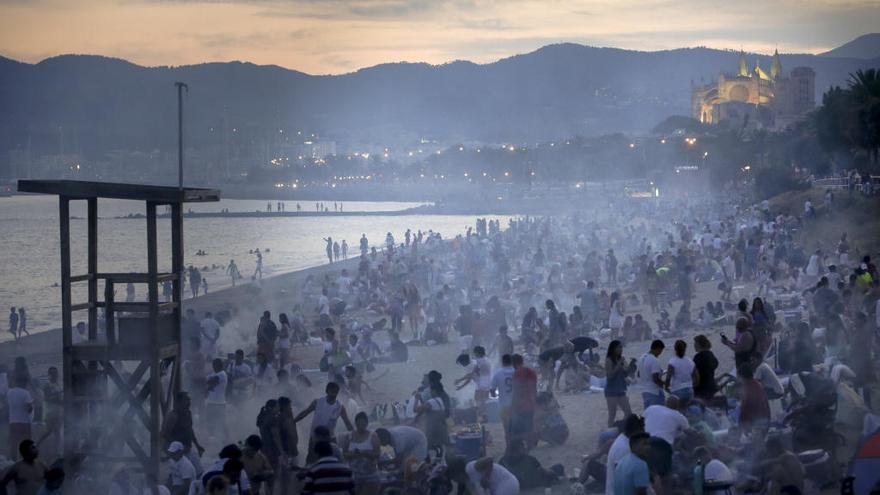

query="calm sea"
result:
[0,195,511,338]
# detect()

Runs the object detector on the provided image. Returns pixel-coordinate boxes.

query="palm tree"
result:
[847,69,880,164]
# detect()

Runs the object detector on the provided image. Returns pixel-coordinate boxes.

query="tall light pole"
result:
[174,82,188,189]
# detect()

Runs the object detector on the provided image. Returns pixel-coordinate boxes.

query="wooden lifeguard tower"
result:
[17,180,220,479]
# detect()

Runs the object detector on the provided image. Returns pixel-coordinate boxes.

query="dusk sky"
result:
[1,0,877,75]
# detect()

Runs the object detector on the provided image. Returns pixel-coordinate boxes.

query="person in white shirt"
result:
[456,346,492,418]
[317,289,330,318]
[644,397,689,445]
[200,312,221,357]
[205,359,228,440]
[375,426,428,470]
[753,362,784,398]
[693,446,734,495]
[637,340,666,409]
[6,373,33,460]
[605,414,645,495]
[167,441,196,495]
[464,457,520,494]
[665,340,697,405]
[644,396,690,478]
[490,355,516,438]
[73,321,89,345]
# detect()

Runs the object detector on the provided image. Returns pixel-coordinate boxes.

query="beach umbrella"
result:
[850,430,880,494]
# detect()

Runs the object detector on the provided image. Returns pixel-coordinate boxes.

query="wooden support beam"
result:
[171,202,184,400]
[60,197,74,466]
[88,198,98,342]
[146,202,161,478]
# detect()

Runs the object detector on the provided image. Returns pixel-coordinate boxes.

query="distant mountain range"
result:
[1,34,878,160]
[820,33,880,59]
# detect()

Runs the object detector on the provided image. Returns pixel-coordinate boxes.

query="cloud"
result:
[0,0,877,74]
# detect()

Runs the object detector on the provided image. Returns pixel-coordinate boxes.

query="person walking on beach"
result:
[254,250,263,280]
[227,260,241,287]
[16,308,28,339]
[341,240,348,260]
[333,242,340,262]
[188,266,202,298]
[323,238,333,264]
[360,234,368,256]
[8,307,18,341]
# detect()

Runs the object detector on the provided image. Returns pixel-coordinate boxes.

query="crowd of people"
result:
[1,189,879,495]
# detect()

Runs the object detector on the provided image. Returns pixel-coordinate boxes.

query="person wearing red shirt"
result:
[510,354,537,447]
[738,365,770,435]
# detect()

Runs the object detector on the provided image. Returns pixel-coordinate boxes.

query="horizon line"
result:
[0,38,860,77]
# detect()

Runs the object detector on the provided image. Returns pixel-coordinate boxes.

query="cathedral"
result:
[691,50,816,129]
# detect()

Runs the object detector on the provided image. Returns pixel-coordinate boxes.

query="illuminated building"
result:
[691,50,815,129]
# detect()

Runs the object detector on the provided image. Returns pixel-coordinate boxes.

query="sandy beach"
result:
[2,246,867,495]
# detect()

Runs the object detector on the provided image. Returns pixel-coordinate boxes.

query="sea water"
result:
[0,195,512,337]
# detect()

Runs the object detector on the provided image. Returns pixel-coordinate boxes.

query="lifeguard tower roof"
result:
[18,179,220,203]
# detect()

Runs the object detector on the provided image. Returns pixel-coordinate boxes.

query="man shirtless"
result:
[0,440,47,495]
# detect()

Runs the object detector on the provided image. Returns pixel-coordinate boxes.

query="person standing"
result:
[637,340,666,409]
[189,267,202,298]
[490,354,516,443]
[605,414,645,495]
[255,401,282,495]
[35,367,62,459]
[665,340,697,405]
[165,442,196,495]
[205,359,228,442]
[200,312,221,357]
[294,382,354,464]
[256,311,278,365]
[359,234,369,256]
[692,335,718,401]
[6,374,33,460]
[0,440,47,495]
[227,259,240,287]
[612,432,652,495]
[161,392,206,474]
[609,292,625,341]
[277,397,299,494]
[299,441,354,495]
[606,249,619,286]
[341,240,348,260]
[254,250,263,280]
[605,340,633,427]
[414,371,451,454]
[8,307,18,341]
[323,238,333,264]
[510,354,537,448]
[16,309,27,339]
[340,412,381,495]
